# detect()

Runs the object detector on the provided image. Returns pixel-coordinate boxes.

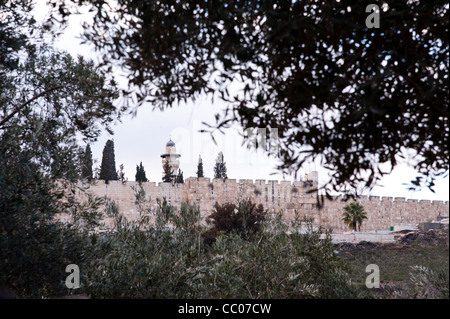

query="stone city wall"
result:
[319,195,449,233]
[73,173,449,233]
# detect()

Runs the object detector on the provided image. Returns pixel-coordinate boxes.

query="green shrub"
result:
[203,199,266,244]
[83,196,368,298]
[83,197,205,298]
[0,141,99,298]
[389,265,449,299]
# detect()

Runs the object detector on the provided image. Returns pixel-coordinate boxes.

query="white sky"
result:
[32,2,449,201]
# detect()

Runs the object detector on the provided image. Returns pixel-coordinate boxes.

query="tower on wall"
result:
[160,138,181,178]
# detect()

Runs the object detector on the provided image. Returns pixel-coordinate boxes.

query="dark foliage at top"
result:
[0,1,33,74]
[55,0,449,195]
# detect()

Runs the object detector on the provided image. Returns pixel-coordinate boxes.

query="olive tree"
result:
[0,1,121,295]
[54,0,448,195]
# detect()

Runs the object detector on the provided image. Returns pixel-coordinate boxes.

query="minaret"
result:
[160,138,181,177]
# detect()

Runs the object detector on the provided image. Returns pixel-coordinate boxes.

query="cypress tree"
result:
[214,152,227,181]
[135,164,140,181]
[196,155,204,178]
[99,139,118,182]
[176,169,184,184]
[135,162,148,182]
[162,158,173,183]
[81,144,93,181]
[118,164,126,184]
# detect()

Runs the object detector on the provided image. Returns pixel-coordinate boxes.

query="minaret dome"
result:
[160,138,181,174]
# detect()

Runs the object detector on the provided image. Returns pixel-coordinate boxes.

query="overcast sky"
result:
[33,2,449,201]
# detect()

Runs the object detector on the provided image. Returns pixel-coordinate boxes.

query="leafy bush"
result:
[0,131,100,298]
[389,266,449,299]
[84,196,205,298]
[200,216,365,299]
[0,40,120,298]
[203,199,266,244]
[82,192,368,298]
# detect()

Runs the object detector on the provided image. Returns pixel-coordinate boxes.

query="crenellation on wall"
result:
[72,173,449,234]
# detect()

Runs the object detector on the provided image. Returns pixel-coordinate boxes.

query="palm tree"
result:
[342,202,368,232]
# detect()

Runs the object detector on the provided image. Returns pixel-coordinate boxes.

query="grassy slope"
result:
[338,230,449,298]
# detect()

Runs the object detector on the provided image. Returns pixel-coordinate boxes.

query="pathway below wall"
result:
[324,232,397,244]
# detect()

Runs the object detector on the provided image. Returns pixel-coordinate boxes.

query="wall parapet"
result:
[73,174,449,234]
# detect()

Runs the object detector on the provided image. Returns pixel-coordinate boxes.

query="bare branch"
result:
[0,84,64,128]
